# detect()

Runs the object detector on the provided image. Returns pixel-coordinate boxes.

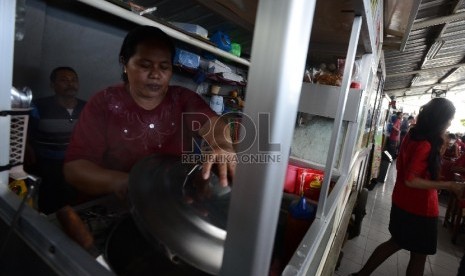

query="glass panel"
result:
[291,114,347,168]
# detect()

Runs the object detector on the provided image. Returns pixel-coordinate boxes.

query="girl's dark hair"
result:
[119,26,175,83]
[409,98,455,180]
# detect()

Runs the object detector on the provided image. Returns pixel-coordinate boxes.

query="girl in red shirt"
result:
[352,98,463,276]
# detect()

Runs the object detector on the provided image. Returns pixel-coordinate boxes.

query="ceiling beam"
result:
[418,0,451,10]
[418,0,464,70]
[411,12,465,30]
[388,0,465,96]
[430,1,465,85]
[452,0,464,13]
[437,0,464,37]
[438,68,460,82]
[396,86,465,99]
[400,0,422,52]
[387,62,465,77]
[385,79,465,94]
[385,28,403,37]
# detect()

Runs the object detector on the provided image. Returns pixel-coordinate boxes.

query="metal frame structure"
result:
[0,0,15,186]
[0,2,111,275]
[317,16,362,220]
[221,1,317,275]
[0,1,380,275]
[282,16,367,276]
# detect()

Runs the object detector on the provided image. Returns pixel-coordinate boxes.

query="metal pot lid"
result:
[128,155,231,275]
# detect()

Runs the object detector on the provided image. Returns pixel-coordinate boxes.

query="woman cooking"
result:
[64,25,236,200]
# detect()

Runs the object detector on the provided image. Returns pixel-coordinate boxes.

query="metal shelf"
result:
[78,0,378,64]
[298,83,363,122]
[76,0,251,67]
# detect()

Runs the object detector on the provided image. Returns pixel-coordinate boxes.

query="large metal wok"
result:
[127,155,231,275]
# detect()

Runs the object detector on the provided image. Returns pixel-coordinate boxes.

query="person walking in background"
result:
[443,133,460,161]
[399,115,414,148]
[455,133,465,156]
[351,98,464,276]
[28,67,86,214]
[385,111,402,159]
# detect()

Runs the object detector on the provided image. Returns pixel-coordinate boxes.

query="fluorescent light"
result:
[425,40,445,60]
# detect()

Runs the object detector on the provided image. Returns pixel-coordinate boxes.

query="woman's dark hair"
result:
[50,66,77,82]
[409,98,455,180]
[119,26,176,83]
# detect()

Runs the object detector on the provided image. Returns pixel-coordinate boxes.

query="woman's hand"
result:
[201,146,237,187]
[114,177,129,200]
[198,116,237,186]
[64,159,129,198]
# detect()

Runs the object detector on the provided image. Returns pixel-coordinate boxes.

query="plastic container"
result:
[208,60,232,74]
[209,95,224,115]
[210,31,232,52]
[229,43,241,57]
[170,22,208,38]
[282,196,316,263]
[305,180,322,201]
[296,168,324,200]
[350,59,362,88]
[284,164,299,193]
[174,48,200,69]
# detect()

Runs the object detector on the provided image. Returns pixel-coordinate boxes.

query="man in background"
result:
[28,67,86,214]
[399,115,415,149]
[386,111,402,159]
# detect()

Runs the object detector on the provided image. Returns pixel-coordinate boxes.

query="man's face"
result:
[52,69,79,97]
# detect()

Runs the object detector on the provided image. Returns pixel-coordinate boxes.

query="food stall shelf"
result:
[0,0,382,275]
[76,0,251,67]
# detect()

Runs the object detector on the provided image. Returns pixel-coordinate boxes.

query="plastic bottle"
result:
[350,59,361,89]
[282,195,316,264]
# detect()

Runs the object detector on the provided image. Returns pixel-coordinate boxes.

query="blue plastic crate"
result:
[174,48,200,69]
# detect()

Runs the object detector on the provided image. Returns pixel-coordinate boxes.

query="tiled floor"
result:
[335,162,465,276]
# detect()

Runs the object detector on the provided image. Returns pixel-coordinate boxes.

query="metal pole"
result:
[317,16,362,219]
[363,74,384,188]
[220,0,317,275]
[0,0,16,186]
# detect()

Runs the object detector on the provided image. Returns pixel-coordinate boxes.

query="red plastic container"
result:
[296,168,324,200]
[284,164,299,193]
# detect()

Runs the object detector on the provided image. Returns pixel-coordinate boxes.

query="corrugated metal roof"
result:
[107,0,465,100]
[384,0,465,99]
